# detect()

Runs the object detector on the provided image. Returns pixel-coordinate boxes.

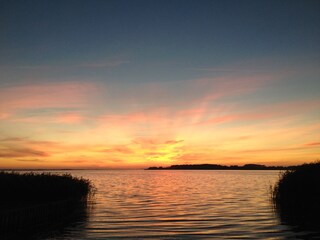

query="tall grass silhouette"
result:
[272,162,320,229]
[0,171,95,239]
[0,172,94,203]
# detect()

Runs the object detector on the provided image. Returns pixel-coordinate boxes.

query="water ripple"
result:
[45,170,320,239]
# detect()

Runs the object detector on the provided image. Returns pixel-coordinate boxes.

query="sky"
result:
[0,0,319,169]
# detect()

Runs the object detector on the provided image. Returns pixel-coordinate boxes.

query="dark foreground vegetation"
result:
[147,163,293,170]
[0,172,95,240]
[272,162,320,230]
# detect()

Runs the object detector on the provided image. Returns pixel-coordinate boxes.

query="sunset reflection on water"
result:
[45,170,319,239]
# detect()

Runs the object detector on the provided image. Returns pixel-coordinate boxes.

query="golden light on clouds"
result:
[0,69,319,169]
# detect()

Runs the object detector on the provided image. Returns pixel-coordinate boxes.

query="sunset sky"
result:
[0,0,319,169]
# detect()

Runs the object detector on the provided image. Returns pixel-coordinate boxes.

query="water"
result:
[45,170,320,239]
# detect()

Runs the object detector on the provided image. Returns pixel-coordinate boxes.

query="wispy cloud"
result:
[16,159,45,162]
[0,81,102,126]
[0,112,11,120]
[0,137,67,157]
[101,145,134,154]
[0,81,98,111]
[133,138,184,150]
[1,61,319,168]
[0,148,49,158]
[165,140,184,145]
[55,112,84,124]
[304,142,320,147]
[196,99,320,125]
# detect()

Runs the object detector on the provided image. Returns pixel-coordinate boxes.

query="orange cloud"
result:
[0,112,10,120]
[133,138,183,150]
[0,137,77,159]
[165,140,184,145]
[0,148,49,158]
[236,141,320,154]
[1,67,319,168]
[304,142,320,147]
[174,153,207,162]
[16,159,45,162]
[101,145,134,154]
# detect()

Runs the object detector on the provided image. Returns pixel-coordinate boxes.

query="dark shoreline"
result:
[146,164,296,170]
[0,172,94,240]
[272,162,320,230]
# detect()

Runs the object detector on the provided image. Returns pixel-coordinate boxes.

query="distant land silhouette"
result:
[147,164,295,170]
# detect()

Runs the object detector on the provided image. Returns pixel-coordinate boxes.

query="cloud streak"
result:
[1,66,319,168]
[0,148,49,158]
[0,81,98,112]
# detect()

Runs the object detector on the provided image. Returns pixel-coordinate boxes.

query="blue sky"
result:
[0,0,319,168]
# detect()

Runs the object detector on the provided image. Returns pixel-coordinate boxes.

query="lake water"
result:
[45,170,320,239]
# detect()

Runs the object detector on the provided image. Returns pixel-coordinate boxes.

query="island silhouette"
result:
[147,163,294,170]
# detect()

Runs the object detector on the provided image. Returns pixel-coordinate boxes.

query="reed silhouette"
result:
[272,162,320,230]
[0,172,95,239]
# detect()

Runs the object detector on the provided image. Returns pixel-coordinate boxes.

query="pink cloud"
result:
[55,112,84,124]
[100,112,148,123]
[96,108,176,135]
[0,81,98,111]
[88,71,278,133]
[8,112,86,124]
[197,115,235,125]
[197,99,320,125]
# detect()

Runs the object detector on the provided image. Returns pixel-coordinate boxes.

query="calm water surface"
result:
[45,170,320,239]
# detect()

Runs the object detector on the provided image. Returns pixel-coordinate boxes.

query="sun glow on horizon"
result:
[1,1,319,169]
[0,69,319,169]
